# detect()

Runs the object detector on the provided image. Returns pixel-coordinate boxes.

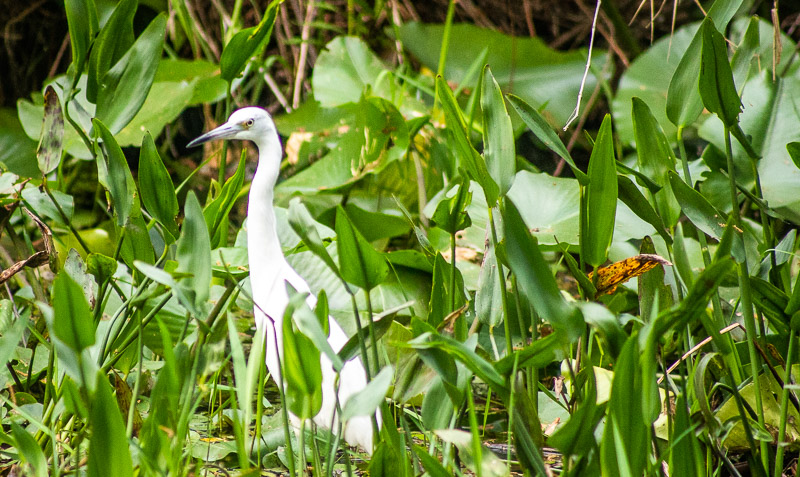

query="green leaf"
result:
[312,36,388,107]
[502,200,583,342]
[52,272,95,353]
[88,374,134,477]
[64,0,98,73]
[10,423,47,477]
[583,115,617,267]
[436,75,499,204]
[600,336,651,477]
[342,365,393,421]
[668,171,745,262]
[630,97,680,227]
[36,86,64,175]
[281,289,323,419]
[506,93,588,184]
[616,175,671,245]
[335,205,389,291]
[399,22,610,125]
[96,14,167,134]
[669,393,704,475]
[475,241,503,327]
[480,66,515,196]
[786,142,800,170]
[220,1,281,81]
[287,199,340,275]
[0,108,37,177]
[431,180,472,234]
[665,0,745,127]
[203,151,246,248]
[139,132,179,241]
[86,0,136,103]
[93,119,139,226]
[176,192,212,313]
[699,18,742,128]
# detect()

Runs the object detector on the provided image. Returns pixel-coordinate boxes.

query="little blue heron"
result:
[188,107,376,453]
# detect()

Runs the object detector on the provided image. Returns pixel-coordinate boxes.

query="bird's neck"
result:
[247,130,288,314]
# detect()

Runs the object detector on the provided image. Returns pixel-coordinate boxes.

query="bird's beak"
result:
[187,122,241,148]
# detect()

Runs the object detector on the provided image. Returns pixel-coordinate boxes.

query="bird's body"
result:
[189,107,376,453]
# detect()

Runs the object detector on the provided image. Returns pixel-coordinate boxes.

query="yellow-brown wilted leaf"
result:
[589,254,672,297]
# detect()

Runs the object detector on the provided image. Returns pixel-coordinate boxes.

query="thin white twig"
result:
[564,0,601,131]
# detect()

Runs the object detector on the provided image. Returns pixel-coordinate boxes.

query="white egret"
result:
[188,107,376,453]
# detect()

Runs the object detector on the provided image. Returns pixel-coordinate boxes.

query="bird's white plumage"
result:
[189,107,376,453]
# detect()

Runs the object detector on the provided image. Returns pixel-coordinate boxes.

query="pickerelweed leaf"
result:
[93,119,140,227]
[436,75,499,204]
[507,93,589,185]
[699,18,742,128]
[220,1,281,81]
[95,13,167,134]
[481,66,516,196]
[86,0,136,103]
[52,271,95,353]
[64,0,98,73]
[88,374,134,477]
[36,86,64,175]
[583,115,617,268]
[139,132,179,241]
[335,205,389,291]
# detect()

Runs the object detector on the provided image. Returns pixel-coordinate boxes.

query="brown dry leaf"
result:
[284,131,313,165]
[0,251,49,285]
[113,372,142,436]
[589,254,672,297]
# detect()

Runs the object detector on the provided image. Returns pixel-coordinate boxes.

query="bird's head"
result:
[187,107,275,148]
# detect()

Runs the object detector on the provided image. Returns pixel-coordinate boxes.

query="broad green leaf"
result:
[21,186,73,227]
[220,1,281,81]
[86,0,136,102]
[312,36,387,107]
[10,423,47,477]
[96,14,167,134]
[64,0,98,73]
[203,151,246,248]
[289,289,343,372]
[400,22,610,125]
[176,192,212,313]
[670,393,704,475]
[119,214,155,269]
[475,241,503,327]
[630,97,680,227]
[36,86,63,175]
[600,336,650,477]
[93,119,139,226]
[282,290,323,419]
[699,19,742,128]
[730,17,761,88]
[616,175,671,245]
[428,253,466,329]
[335,206,389,291]
[502,200,583,342]
[287,199,340,274]
[0,108,37,177]
[665,0,745,127]
[344,203,410,242]
[788,142,800,170]
[583,115,617,267]
[52,272,95,353]
[668,171,745,262]
[342,365,393,421]
[431,179,472,234]
[414,445,451,477]
[139,132,179,241]
[481,66,515,196]
[507,93,588,184]
[436,76,499,205]
[88,374,134,477]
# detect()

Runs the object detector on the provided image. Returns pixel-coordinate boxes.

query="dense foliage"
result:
[1,0,800,476]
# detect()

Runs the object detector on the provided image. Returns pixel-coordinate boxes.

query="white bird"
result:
[188,107,376,453]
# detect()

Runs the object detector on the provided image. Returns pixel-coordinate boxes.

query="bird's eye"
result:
[245,119,254,127]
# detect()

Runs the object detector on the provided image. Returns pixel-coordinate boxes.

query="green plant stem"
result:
[364,289,380,374]
[432,0,456,113]
[487,206,512,356]
[676,126,743,383]
[100,293,171,373]
[724,126,768,469]
[774,327,796,477]
[126,308,145,438]
[43,182,91,255]
[466,381,483,477]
